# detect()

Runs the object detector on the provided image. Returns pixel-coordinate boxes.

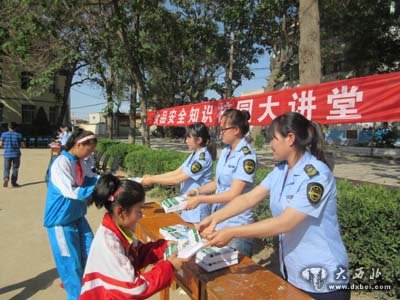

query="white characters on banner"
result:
[258,96,279,122]
[201,105,213,124]
[188,107,200,123]
[290,90,317,120]
[168,110,177,124]
[159,110,168,125]
[177,108,187,124]
[327,86,363,120]
[236,99,253,120]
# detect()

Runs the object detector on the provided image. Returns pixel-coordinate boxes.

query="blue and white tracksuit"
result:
[43,150,98,300]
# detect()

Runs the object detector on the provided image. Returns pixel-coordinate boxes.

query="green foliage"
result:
[254,133,265,151]
[336,179,400,298]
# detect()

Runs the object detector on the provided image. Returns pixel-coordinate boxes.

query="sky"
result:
[70,52,270,120]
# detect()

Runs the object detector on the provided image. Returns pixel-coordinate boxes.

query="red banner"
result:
[147,72,400,126]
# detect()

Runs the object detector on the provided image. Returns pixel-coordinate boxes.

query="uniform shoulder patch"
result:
[304,164,319,178]
[191,162,202,174]
[307,182,324,204]
[243,159,256,175]
[241,146,251,155]
[199,152,206,160]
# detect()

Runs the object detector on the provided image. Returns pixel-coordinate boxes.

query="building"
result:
[0,59,70,135]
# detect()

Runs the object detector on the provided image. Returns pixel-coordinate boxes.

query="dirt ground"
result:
[0,148,395,299]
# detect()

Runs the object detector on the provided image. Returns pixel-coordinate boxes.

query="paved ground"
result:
[0,145,397,299]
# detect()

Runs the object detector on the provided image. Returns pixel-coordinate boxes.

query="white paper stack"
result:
[160,225,204,259]
[195,246,239,272]
[127,177,143,183]
[161,196,186,213]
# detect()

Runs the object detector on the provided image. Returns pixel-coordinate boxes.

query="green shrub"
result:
[254,133,265,151]
[336,179,400,298]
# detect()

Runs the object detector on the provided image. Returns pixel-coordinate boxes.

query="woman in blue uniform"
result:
[185,109,257,257]
[141,122,215,224]
[43,129,98,300]
[198,112,349,300]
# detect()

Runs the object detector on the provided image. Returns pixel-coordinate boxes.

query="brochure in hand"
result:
[161,196,186,213]
[160,225,204,259]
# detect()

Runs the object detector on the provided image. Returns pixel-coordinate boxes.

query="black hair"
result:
[65,128,97,151]
[8,122,17,130]
[221,109,251,136]
[269,112,332,170]
[88,174,145,214]
[185,122,217,160]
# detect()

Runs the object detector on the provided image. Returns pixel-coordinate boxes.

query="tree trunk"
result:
[56,69,74,128]
[299,0,321,85]
[225,31,235,98]
[106,85,114,139]
[128,83,137,144]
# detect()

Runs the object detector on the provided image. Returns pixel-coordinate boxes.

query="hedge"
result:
[96,139,399,298]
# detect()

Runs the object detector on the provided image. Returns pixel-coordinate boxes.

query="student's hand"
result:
[184,196,200,210]
[196,216,217,238]
[167,253,189,270]
[141,175,153,186]
[204,228,234,248]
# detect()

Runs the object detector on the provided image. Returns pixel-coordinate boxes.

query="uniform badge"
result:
[191,162,202,173]
[307,182,324,204]
[199,152,206,160]
[243,159,255,174]
[242,146,251,155]
[304,164,319,178]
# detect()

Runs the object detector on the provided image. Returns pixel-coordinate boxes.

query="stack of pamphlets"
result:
[160,225,204,259]
[195,246,239,272]
[161,196,186,213]
[127,177,143,183]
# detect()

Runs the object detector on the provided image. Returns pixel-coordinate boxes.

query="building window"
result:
[22,105,35,124]
[0,103,3,123]
[49,106,58,125]
[21,71,33,90]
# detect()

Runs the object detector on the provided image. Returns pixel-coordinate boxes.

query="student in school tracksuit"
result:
[43,129,98,300]
[141,122,216,224]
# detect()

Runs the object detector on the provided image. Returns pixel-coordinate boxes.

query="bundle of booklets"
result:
[161,196,186,213]
[195,246,239,272]
[127,177,143,183]
[160,224,204,259]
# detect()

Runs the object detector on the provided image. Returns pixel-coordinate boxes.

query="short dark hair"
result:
[8,122,17,130]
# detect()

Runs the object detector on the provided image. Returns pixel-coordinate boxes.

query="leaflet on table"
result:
[161,195,186,213]
[127,177,143,183]
[161,225,204,259]
[195,246,239,264]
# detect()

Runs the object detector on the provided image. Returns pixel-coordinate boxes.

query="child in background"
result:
[80,174,187,299]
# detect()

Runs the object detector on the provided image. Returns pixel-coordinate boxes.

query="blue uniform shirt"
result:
[180,147,213,223]
[213,138,257,230]
[1,131,22,158]
[260,151,349,293]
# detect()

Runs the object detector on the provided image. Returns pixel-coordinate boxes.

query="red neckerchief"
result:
[75,160,83,186]
[102,213,132,250]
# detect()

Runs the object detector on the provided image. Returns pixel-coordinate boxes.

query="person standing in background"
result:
[0,122,23,188]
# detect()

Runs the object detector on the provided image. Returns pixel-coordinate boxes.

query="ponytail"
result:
[88,174,145,214]
[308,122,332,170]
[207,139,217,161]
[269,112,333,170]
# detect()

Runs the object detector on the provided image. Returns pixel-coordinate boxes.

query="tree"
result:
[299,0,321,85]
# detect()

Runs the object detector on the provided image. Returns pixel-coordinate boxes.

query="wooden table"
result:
[136,202,311,300]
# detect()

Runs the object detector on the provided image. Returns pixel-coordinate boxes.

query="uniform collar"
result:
[195,146,208,155]
[289,151,312,176]
[227,137,248,154]
[102,213,132,249]
[61,150,79,163]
